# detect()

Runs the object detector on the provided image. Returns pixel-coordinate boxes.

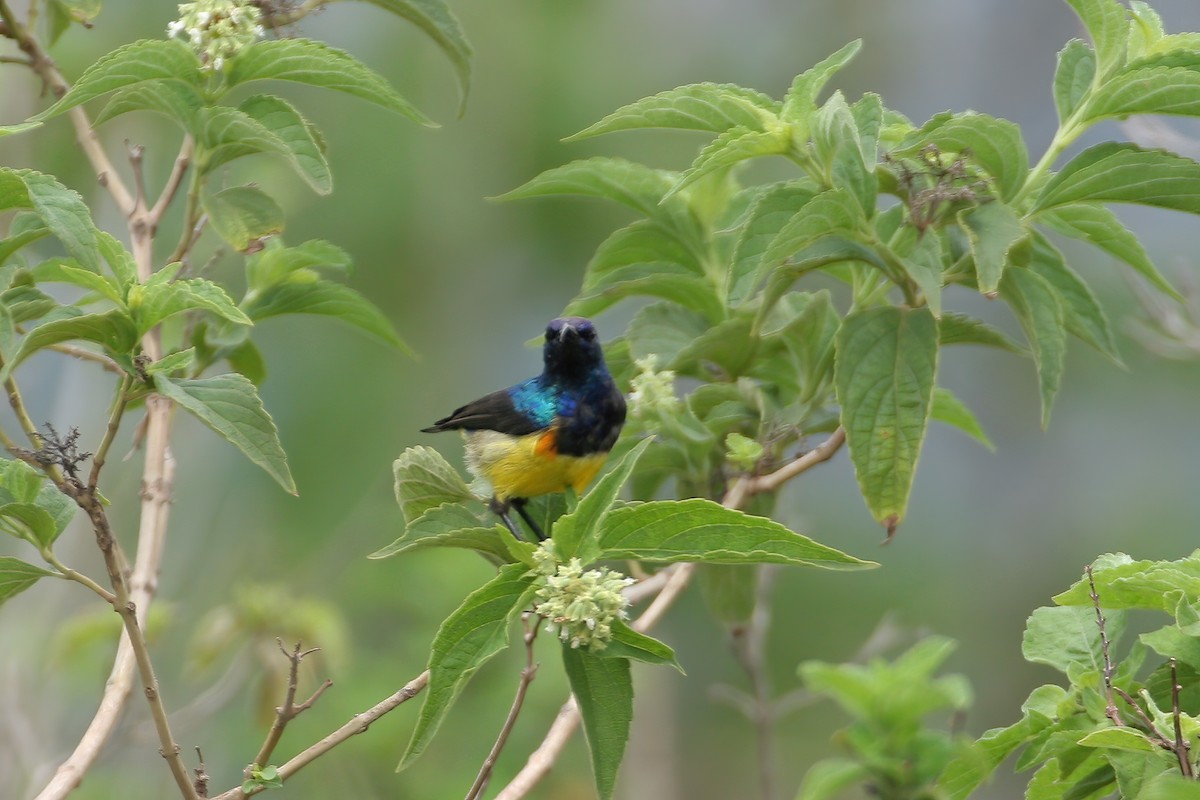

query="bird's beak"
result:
[560,321,579,341]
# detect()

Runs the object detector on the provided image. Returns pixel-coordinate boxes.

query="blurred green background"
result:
[3,1,1200,798]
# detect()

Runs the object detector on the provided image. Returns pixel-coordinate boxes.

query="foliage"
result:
[796,636,973,800]
[944,552,1200,800]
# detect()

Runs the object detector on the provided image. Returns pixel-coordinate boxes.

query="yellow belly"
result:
[464,430,608,502]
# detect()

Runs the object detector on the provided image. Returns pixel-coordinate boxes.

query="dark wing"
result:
[421,388,545,436]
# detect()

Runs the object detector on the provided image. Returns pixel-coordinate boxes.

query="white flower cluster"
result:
[167,0,265,71]
[532,541,633,651]
[628,355,680,419]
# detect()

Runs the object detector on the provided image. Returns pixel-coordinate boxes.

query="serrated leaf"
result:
[781,40,862,126]
[1035,202,1178,298]
[0,169,99,272]
[369,502,510,561]
[728,181,818,305]
[671,310,755,377]
[890,225,945,317]
[5,309,137,377]
[246,238,352,291]
[598,498,873,568]
[136,278,251,335]
[1034,142,1200,215]
[568,83,780,140]
[836,306,938,531]
[553,438,652,564]
[797,759,870,800]
[1127,2,1166,62]
[1077,728,1158,753]
[999,268,1066,428]
[761,237,891,313]
[398,563,534,769]
[241,280,409,353]
[146,348,196,376]
[201,186,284,252]
[393,445,474,523]
[1087,65,1200,121]
[958,201,1025,295]
[93,79,203,128]
[0,503,58,549]
[1022,604,1125,676]
[625,302,710,366]
[29,259,123,305]
[153,373,296,494]
[1055,39,1098,123]
[236,95,332,193]
[1064,0,1128,80]
[931,387,993,450]
[96,231,136,291]
[812,91,876,215]
[0,219,49,265]
[33,40,202,122]
[596,619,682,671]
[197,105,295,170]
[1028,233,1118,361]
[759,188,863,274]
[1053,553,1200,612]
[666,125,790,200]
[851,92,884,165]
[897,111,1029,201]
[562,645,633,800]
[0,557,54,606]
[226,38,434,126]
[355,0,472,115]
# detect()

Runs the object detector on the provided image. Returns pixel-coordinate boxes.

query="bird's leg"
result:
[489,497,526,542]
[511,498,547,541]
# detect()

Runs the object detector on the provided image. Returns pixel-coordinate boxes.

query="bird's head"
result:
[543,316,605,379]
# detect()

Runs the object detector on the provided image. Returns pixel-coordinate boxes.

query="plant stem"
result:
[42,551,116,604]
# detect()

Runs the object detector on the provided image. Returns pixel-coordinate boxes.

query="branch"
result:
[494,427,847,799]
[211,670,431,800]
[464,616,541,800]
[251,641,331,771]
[149,137,194,230]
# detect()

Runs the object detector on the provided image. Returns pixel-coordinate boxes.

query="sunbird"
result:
[422,316,627,541]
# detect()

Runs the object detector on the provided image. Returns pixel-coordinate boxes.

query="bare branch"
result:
[465,616,541,800]
[251,642,330,771]
[150,138,195,229]
[211,670,431,800]
[1086,565,1123,727]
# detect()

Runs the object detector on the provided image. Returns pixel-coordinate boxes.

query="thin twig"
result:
[210,670,432,800]
[194,747,210,799]
[729,565,778,800]
[42,551,116,604]
[251,641,331,771]
[149,137,194,229]
[465,615,541,800]
[1086,565,1123,727]
[1171,658,1193,778]
[87,374,131,492]
[45,342,123,372]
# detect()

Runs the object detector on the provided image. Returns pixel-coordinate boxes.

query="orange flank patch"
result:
[535,427,559,457]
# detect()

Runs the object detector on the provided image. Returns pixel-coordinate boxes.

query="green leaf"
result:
[0,557,54,607]
[666,125,790,200]
[931,387,993,450]
[1055,40,1098,123]
[759,188,863,274]
[958,201,1026,295]
[354,0,472,115]
[781,40,863,126]
[1035,202,1178,298]
[93,79,203,128]
[851,92,884,166]
[29,259,123,305]
[567,83,780,140]
[598,498,873,568]
[393,446,474,523]
[1077,728,1158,753]
[1053,553,1200,612]
[33,40,202,121]
[561,646,633,800]
[698,563,757,624]
[1127,2,1166,62]
[625,303,710,367]
[0,503,59,549]
[812,91,876,215]
[1033,142,1200,216]
[553,438,652,564]
[235,95,332,194]
[153,373,296,494]
[999,268,1067,428]
[369,502,510,561]
[135,277,252,335]
[0,169,100,272]
[728,181,818,305]
[245,238,352,291]
[398,563,534,769]
[197,104,296,171]
[1022,604,1124,676]
[596,619,682,671]
[1064,0,1127,80]
[146,348,196,376]
[1027,234,1119,361]
[0,217,49,265]
[1087,65,1200,121]
[890,225,945,317]
[226,39,435,127]
[201,186,284,252]
[242,280,410,353]
[897,112,1029,201]
[5,310,137,377]
[835,306,938,532]
[797,759,870,800]
[0,122,41,138]
[44,0,101,44]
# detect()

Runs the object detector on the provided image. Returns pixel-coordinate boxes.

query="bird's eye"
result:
[579,326,596,341]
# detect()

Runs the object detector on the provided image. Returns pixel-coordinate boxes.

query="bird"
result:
[421,316,627,541]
